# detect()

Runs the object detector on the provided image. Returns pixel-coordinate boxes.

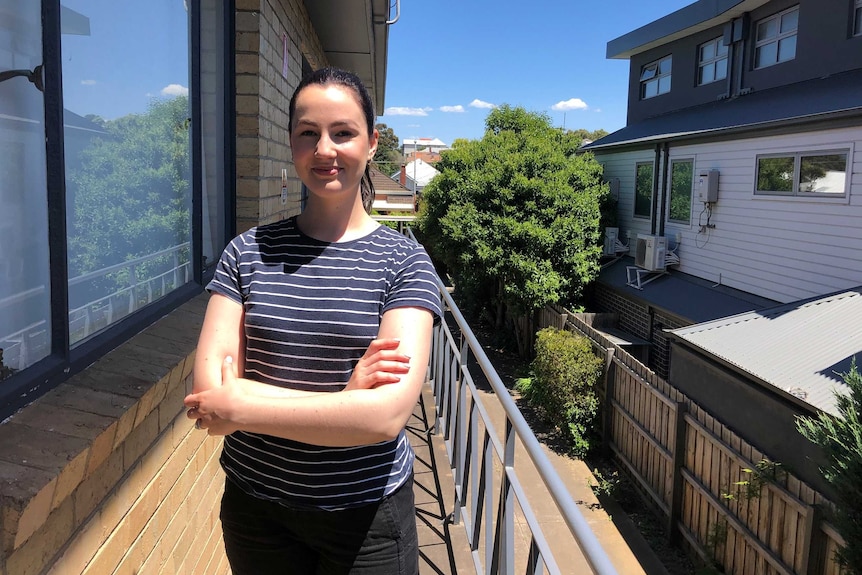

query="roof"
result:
[670,288,862,416]
[607,0,768,59]
[583,69,862,151]
[403,138,447,148]
[368,165,409,193]
[393,158,440,187]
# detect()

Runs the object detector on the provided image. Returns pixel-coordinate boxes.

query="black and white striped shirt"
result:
[207,217,442,509]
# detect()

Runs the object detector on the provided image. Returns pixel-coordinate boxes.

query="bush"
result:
[516,327,604,457]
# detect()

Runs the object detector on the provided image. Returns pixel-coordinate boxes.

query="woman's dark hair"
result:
[288,67,377,213]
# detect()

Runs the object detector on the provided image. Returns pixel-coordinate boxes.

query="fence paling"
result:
[543,309,846,575]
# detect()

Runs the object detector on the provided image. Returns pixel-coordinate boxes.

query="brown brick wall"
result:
[234,0,327,233]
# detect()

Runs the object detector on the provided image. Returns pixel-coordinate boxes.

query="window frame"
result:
[639,55,672,100]
[667,158,694,225]
[754,148,851,200]
[697,37,729,86]
[854,0,862,37]
[754,6,799,69]
[634,162,654,219]
[0,1,235,420]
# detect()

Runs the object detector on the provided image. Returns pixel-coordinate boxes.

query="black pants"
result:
[219,476,419,575]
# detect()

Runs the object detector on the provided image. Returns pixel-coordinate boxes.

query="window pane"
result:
[62,2,192,346]
[756,42,777,67]
[640,64,656,81]
[757,157,794,193]
[717,40,728,57]
[0,0,51,376]
[757,18,778,41]
[635,164,653,217]
[658,75,672,94]
[799,154,847,194]
[699,62,715,84]
[643,79,658,99]
[715,57,728,81]
[855,7,862,36]
[780,9,799,33]
[701,42,715,62]
[777,35,796,62]
[669,161,693,223]
[659,56,672,75]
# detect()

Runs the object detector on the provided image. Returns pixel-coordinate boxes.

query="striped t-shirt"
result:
[206,217,442,509]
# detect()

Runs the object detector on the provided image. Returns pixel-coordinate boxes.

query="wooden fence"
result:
[537,305,846,575]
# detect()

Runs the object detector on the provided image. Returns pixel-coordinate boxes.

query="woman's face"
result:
[289,84,378,202]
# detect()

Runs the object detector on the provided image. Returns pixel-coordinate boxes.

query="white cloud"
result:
[80,79,97,86]
[469,99,496,109]
[384,106,432,116]
[161,83,189,97]
[551,98,588,111]
[439,105,465,113]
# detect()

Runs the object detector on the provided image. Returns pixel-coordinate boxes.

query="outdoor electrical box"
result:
[698,169,719,203]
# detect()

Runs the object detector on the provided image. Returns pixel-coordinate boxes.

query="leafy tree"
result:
[567,128,609,145]
[417,105,608,356]
[797,360,862,574]
[373,122,403,176]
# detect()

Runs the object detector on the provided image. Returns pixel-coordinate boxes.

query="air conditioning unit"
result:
[635,234,667,272]
[603,227,619,256]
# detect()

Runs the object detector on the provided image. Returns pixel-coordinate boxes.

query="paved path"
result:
[410,382,671,575]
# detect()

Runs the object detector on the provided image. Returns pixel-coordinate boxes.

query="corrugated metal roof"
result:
[670,288,862,416]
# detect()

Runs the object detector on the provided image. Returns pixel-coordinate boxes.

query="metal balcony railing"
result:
[427,278,619,575]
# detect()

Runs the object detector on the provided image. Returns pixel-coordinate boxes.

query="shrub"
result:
[517,327,604,457]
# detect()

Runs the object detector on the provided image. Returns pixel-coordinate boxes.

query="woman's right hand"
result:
[345,338,412,391]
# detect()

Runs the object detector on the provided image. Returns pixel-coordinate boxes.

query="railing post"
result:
[667,400,688,543]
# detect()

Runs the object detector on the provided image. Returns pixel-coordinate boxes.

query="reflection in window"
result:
[669,160,693,223]
[640,56,672,99]
[634,163,653,218]
[755,6,798,68]
[62,1,192,346]
[756,152,848,196]
[698,38,728,85]
[0,1,51,377]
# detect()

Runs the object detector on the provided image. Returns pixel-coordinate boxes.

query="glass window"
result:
[698,37,729,85]
[61,2,192,346]
[755,6,799,68]
[634,163,653,218]
[640,56,672,99]
[854,0,862,36]
[756,151,848,196]
[0,0,51,377]
[669,160,693,223]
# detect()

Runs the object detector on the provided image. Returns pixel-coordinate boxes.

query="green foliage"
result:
[722,459,784,501]
[669,160,693,222]
[417,106,607,346]
[373,122,403,175]
[566,127,609,145]
[515,327,604,457]
[589,467,620,498]
[797,359,862,574]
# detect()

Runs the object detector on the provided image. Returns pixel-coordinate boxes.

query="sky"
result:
[380,0,694,146]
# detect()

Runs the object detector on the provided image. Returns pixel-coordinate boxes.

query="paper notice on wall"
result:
[282,33,288,78]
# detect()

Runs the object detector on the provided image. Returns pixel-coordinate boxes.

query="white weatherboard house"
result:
[581,0,862,489]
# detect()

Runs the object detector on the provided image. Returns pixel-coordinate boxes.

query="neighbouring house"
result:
[0,2,393,573]
[581,0,862,494]
[393,157,440,195]
[402,136,448,155]
[370,165,416,214]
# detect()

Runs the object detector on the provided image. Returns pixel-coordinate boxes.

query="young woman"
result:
[184,67,441,575]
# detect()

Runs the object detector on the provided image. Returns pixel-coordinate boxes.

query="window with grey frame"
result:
[698,37,728,85]
[634,162,653,218]
[755,151,849,197]
[854,0,862,36]
[668,159,693,223]
[754,6,799,68]
[639,55,671,99]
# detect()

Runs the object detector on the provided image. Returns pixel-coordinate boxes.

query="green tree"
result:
[417,105,608,356]
[567,128,608,145]
[797,360,862,574]
[373,122,403,176]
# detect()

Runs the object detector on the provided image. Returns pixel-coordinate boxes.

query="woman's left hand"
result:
[184,356,244,436]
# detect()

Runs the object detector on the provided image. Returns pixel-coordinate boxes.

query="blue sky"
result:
[381,0,694,146]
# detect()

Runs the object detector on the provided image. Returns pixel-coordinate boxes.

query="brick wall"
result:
[235,0,327,233]
[589,284,690,379]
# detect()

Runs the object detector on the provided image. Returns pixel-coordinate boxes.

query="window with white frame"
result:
[634,162,653,218]
[640,55,672,99]
[854,0,862,36]
[754,6,799,68]
[755,151,849,197]
[698,38,728,85]
[668,160,693,223]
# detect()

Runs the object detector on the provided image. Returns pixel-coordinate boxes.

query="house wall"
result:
[0,2,331,573]
[668,342,833,497]
[627,0,862,124]
[595,124,862,303]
